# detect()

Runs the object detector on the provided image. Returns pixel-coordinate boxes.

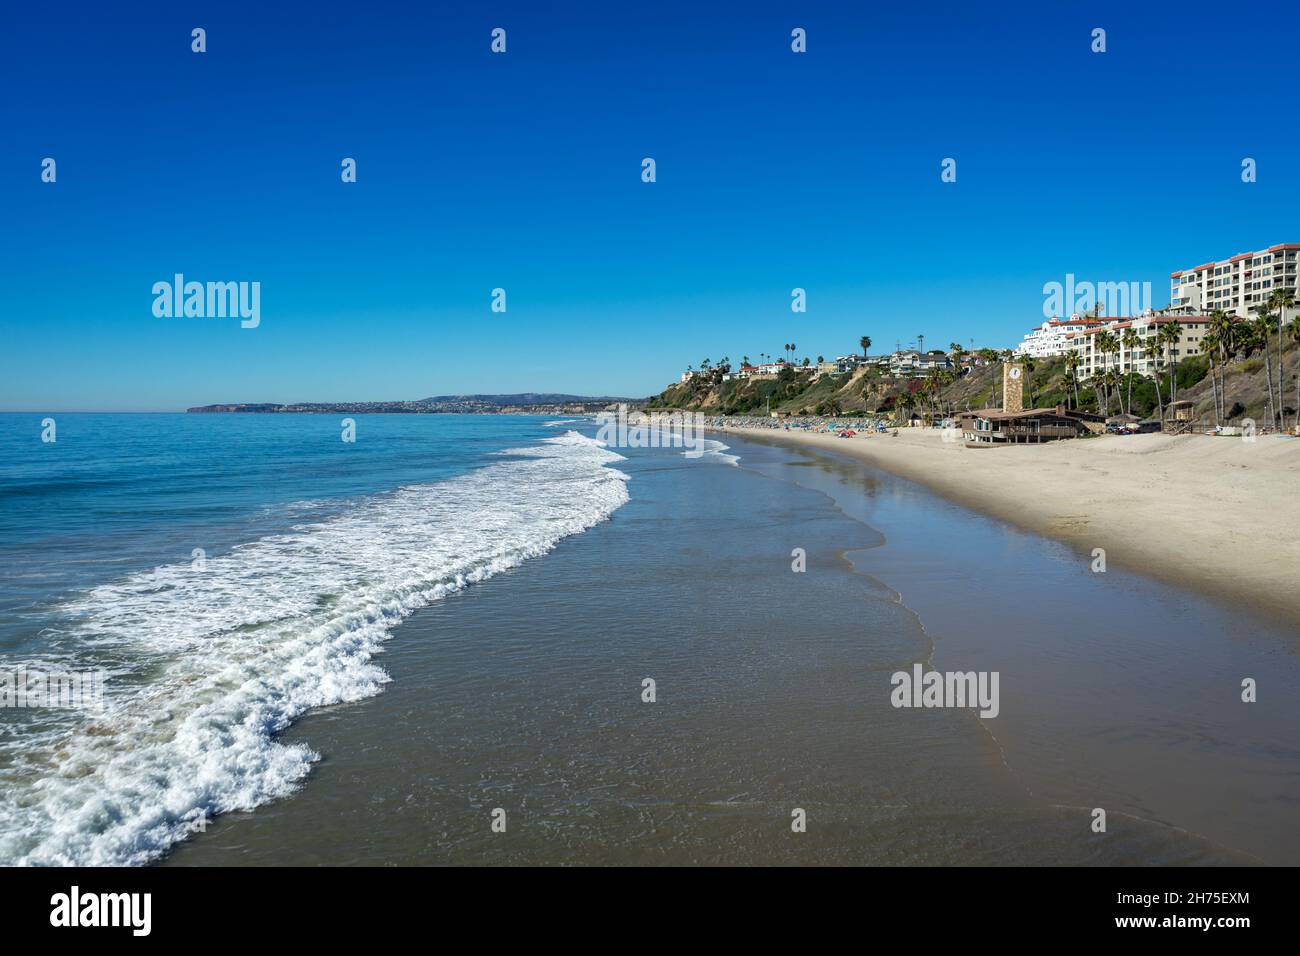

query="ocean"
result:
[0,414,629,865]
[2,414,1297,866]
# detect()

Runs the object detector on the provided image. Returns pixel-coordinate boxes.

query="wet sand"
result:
[164,430,1299,866]
[713,426,1300,627]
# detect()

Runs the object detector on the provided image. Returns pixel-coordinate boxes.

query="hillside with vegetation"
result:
[648,316,1300,429]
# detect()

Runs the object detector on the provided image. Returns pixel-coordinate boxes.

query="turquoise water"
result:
[0,413,559,637]
[0,413,627,864]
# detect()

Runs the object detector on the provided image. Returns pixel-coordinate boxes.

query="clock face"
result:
[1008,367,1022,379]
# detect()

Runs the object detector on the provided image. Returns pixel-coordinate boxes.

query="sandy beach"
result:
[713,424,1300,627]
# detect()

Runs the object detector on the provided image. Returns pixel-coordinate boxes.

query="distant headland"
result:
[186,394,646,415]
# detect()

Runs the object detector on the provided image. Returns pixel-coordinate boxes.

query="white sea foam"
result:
[691,439,740,466]
[542,419,583,427]
[0,431,628,866]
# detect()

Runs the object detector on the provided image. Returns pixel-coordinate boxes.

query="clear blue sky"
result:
[3,1,1298,410]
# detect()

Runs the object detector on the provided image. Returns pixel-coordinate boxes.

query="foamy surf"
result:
[692,439,740,466]
[0,431,628,866]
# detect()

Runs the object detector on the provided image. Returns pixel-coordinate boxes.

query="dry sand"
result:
[716,425,1300,626]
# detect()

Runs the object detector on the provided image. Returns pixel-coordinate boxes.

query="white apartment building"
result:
[1074,315,1213,378]
[1014,315,1107,358]
[1169,243,1299,317]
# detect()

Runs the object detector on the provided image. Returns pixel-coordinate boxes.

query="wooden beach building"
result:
[958,362,1089,446]
[959,407,1085,445]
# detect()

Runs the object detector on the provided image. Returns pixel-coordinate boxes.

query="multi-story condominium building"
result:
[1014,315,1107,357]
[1074,315,1213,378]
[1169,243,1299,317]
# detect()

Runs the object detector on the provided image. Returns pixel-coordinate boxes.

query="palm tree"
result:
[860,336,872,360]
[1065,349,1081,409]
[1094,330,1118,415]
[1144,338,1164,423]
[1107,333,1123,414]
[1202,328,1221,426]
[1269,289,1295,429]
[1083,374,1102,414]
[1292,316,1300,432]
[1252,305,1278,429]
[1160,320,1183,406]
[1103,369,1120,416]
[893,386,911,423]
[1022,356,1037,406]
[1121,328,1141,415]
[1208,310,1234,423]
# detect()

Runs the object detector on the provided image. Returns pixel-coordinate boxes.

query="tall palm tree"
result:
[1208,310,1234,423]
[1107,334,1123,414]
[1269,289,1295,429]
[859,336,872,360]
[1292,316,1300,432]
[1144,338,1164,423]
[1065,349,1082,410]
[1160,320,1183,406]
[1202,328,1222,426]
[1252,305,1278,429]
[925,367,944,419]
[1121,328,1141,415]
[1094,330,1118,415]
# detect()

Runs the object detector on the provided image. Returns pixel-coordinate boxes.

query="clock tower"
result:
[1002,362,1024,414]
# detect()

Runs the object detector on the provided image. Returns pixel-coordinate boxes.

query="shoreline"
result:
[710,423,1300,629]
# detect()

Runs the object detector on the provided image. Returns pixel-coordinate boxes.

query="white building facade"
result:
[1014,316,1107,358]
[1170,243,1300,318]
[1074,315,1213,378]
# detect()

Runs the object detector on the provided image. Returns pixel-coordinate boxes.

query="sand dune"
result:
[718,425,1300,626]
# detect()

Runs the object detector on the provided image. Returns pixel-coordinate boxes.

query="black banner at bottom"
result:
[0,865,1276,942]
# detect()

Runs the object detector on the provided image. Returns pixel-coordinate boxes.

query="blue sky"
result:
[3,1,1298,410]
